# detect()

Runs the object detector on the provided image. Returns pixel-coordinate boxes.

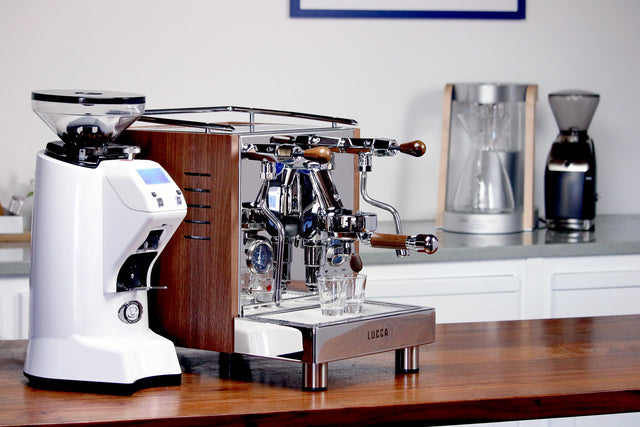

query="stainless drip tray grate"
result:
[242,295,428,327]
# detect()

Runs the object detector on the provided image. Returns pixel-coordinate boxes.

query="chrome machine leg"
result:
[395,346,420,374]
[302,362,328,391]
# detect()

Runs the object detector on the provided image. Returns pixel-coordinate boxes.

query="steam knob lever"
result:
[397,140,427,157]
[303,146,332,164]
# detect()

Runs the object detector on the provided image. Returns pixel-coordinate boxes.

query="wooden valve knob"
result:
[303,146,332,164]
[398,140,426,157]
[350,253,363,272]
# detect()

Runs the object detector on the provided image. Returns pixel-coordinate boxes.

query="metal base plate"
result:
[236,297,435,364]
[235,297,434,391]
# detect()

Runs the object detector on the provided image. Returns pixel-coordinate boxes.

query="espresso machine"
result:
[121,106,438,390]
[545,90,599,231]
[24,90,187,393]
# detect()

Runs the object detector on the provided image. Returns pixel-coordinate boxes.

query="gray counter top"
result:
[0,242,30,276]
[2,215,640,277]
[360,214,640,265]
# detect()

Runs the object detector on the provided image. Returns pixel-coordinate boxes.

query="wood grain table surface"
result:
[2,315,640,426]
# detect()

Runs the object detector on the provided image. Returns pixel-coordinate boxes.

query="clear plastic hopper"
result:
[31,90,145,146]
[549,90,600,133]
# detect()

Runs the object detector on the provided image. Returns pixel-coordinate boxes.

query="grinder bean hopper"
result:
[24,90,187,393]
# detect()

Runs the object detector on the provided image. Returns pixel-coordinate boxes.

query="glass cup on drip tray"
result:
[343,273,367,314]
[317,276,346,316]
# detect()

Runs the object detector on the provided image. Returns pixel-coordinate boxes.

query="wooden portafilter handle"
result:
[369,232,438,254]
[398,140,427,157]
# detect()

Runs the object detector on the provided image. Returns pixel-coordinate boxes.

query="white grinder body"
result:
[24,151,187,390]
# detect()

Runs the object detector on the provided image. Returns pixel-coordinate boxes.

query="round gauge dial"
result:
[245,238,273,275]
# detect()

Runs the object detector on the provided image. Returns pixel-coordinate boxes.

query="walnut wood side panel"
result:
[3,316,640,426]
[121,129,240,353]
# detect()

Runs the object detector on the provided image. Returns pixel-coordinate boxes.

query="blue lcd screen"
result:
[137,168,170,185]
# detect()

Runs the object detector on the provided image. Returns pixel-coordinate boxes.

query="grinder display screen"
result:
[137,168,170,185]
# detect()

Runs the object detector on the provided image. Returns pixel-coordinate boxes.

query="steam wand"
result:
[355,140,438,256]
[358,152,407,257]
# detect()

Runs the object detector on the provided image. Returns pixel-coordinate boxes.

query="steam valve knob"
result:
[398,140,427,157]
[350,253,363,272]
[303,146,332,164]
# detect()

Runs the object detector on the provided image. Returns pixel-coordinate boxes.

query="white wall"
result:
[1,0,639,225]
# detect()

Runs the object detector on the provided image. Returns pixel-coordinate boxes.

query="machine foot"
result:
[395,346,420,373]
[302,362,328,391]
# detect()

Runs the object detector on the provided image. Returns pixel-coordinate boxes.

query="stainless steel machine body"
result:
[123,107,438,390]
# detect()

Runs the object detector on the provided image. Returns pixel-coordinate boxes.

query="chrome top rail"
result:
[138,106,358,133]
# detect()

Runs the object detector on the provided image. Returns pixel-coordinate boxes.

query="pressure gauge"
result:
[245,237,274,275]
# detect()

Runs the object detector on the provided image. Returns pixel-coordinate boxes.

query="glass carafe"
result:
[452,103,515,214]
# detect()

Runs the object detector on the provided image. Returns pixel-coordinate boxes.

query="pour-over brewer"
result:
[121,107,438,390]
[24,90,187,393]
[437,83,538,234]
[545,90,599,231]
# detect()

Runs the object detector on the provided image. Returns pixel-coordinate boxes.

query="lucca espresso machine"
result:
[24,90,187,393]
[121,106,439,390]
[545,90,600,231]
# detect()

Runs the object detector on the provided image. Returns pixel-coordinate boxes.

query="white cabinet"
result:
[544,255,640,319]
[363,260,526,323]
[0,276,29,340]
[363,254,640,323]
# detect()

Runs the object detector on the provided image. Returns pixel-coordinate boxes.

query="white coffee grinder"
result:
[24,90,187,393]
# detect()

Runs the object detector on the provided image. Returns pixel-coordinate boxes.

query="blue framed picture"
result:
[290,0,526,20]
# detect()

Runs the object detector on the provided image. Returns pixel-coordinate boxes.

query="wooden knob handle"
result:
[398,140,426,157]
[369,233,408,250]
[303,146,332,164]
[350,253,363,272]
[242,151,276,162]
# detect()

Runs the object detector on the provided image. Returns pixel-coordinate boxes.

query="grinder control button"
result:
[118,301,143,324]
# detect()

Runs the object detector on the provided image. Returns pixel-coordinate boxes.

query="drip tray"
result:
[235,295,435,364]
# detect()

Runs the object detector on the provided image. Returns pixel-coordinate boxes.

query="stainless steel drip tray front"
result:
[235,296,435,364]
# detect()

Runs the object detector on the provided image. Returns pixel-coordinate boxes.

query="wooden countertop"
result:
[2,315,640,426]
